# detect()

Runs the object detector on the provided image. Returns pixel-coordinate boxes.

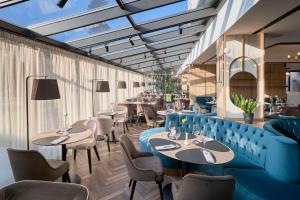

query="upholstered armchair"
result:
[143,106,165,128]
[0,180,90,200]
[93,117,113,152]
[7,148,70,182]
[114,105,129,134]
[119,135,164,200]
[67,119,100,174]
[172,174,235,200]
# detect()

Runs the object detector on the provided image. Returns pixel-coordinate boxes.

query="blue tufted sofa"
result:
[264,117,300,144]
[139,113,300,200]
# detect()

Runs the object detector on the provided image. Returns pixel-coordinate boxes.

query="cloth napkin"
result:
[203,150,215,163]
[155,144,178,151]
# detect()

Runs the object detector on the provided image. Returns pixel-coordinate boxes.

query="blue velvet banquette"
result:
[139,113,300,200]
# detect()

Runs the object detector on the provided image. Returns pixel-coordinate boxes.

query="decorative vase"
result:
[184,132,189,146]
[243,113,254,124]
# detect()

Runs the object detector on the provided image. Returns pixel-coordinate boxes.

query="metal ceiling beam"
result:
[99,35,199,60]
[128,54,188,69]
[132,58,187,70]
[28,0,183,35]
[87,23,205,55]
[68,7,216,48]
[0,0,28,8]
[123,52,189,67]
[113,43,195,63]
[142,65,181,72]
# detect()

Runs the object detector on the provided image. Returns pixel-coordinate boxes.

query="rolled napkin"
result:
[155,144,179,151]
[203,150,215,163]
[203,137,214,142]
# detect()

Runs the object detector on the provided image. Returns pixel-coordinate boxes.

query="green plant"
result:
[231,93,257,114]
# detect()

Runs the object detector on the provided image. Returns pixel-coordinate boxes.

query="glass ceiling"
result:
[0,0,221,73]
[0,0,117,27]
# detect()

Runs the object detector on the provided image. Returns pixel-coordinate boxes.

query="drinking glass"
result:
[175,127,181,140]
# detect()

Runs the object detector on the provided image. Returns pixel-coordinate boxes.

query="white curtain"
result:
[0,30,144,152]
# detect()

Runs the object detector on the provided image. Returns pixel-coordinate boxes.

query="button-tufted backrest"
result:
[165,114,300,183]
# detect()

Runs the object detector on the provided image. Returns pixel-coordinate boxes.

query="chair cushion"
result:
[132,156,164,182]
[47,159,69,180]
[225,168,300,200]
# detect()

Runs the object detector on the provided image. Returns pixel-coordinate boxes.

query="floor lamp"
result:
[26,76,61,150]
[92,79,110,116]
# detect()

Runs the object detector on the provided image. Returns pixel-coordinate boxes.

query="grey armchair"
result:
[143,106,165,128]
[172,174,235,200]
[119,134,164,200]
[0,180,90,200]
[7,148,70,182]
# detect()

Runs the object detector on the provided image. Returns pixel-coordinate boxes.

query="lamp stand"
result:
[26,75,47,150]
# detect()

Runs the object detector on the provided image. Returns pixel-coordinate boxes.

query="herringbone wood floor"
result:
[67,123,167,200]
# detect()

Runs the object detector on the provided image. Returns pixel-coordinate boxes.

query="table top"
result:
[97,110,117,116]
[149,132,234,165]
[157,110,194,116]
[32,128,91,146]
[121,101,156,105]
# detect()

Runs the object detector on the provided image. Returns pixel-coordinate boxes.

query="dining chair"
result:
[136,103,145,125]
[0,180,90,200]
[172,174,235,200]
[143,106,165,128]
[119,134,164,200]
[67,119,99,174]
[93,117,113,152]
[7,148,71,182]
[114,105,129,134]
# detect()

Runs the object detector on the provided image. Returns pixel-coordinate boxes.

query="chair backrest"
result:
[143,106,155,122]
[7,148,57,181]
[86,119,97,139]
[71,119,87,128]
[92,117,113,136]
[115,105,128,120]
[175,174,235,200]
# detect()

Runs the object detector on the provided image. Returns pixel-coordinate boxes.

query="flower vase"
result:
[184,132,189,146]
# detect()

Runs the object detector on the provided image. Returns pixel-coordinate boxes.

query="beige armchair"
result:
[143,106,165,128]
[0,180,90,200]
[114,105,129,134]
[119,135,164,200]
[67,119,99,174]
[7,148,70,182]
[172,174,235,200]
[93,117,113,152]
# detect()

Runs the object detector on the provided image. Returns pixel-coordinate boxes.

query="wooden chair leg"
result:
[63,171,71,183]
[87,149,92,174]
[93,146,100,160]
[106,134,111,152]
[128,178,132,187]
[123,122,126,134]
[130,180,136,200]
[125,122,129,131]
[73,150,77,160]
[158,182,164,200]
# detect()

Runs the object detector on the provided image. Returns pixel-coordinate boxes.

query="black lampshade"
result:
[96,81,110,92]
[133,82,140,88]
[141,82,145,87]
[118,81,127,89]
[31,79,60,100]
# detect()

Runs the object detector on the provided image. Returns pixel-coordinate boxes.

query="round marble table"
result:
[149,132,234,165]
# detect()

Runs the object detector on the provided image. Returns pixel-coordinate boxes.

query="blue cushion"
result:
[225,168,300,200]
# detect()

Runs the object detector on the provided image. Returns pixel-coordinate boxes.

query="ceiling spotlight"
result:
[57,0,68,8]
[88,48,92,55]
[164,49,167,54]
[120,58,122,63]
[129,38,134,46]
[178,55,181,60]
[144,53,146,59]
[105,44,109,52]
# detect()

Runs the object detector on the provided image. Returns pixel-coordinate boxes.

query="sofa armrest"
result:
[265,135,300,183]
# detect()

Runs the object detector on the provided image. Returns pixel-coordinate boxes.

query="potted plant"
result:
[231,93,257,124]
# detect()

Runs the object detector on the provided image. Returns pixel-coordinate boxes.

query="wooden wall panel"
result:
[265,63,286,99]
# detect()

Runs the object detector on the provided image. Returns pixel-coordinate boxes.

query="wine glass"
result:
[169,121,176,139]
[175,127,181,140]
